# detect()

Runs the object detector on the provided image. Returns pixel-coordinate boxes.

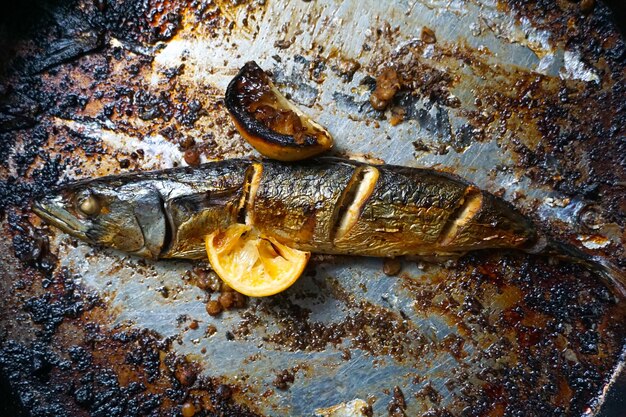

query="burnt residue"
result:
[0,0,217,216]
[466,64,626,233]
[387,386,407,417]
[375,24,626,267]
[272,369,295,390]
[356,7,626,266]
[260,284,431,363]
[0,0,625,415]
[0,332,263,417]
[364,33,460,110]
[400,251,626,417]
[0,154,68,216]
[0,1,265,414]
[504,0,626,68]
[102,0,184,45]
[0,236,264,417]
[465,2,626,262]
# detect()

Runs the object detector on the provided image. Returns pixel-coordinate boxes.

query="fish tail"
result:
[591,255,626,299]
[543,239,626,298]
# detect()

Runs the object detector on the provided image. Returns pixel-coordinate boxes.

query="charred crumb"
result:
[399,251,626,416]
[387,386,407,416]
[118,158,130,169]
[382,258,402,276]
[370,67,401,111]
[102,0,184,45]
[421,27,436,44]
[118,330,167,384]
[361,403,374,417]
[9,215,56,274]
[183,148,201,166]
[272,369,295,390]
[331,57,361,82]
[388,106,406,126]
[365,41,458,114]
[262,287,430,362]
[412,140,429,153]
[218,291,247,310]
[273,39,293,49]
[232,311,261,339]
[174,361,199,387]
[173,312,188,324]
[178,135,196,150]
[190,267,222,292]
[415,383,442,406]
[206,300,223,316]
[23,269,99,341]
[0,152,67,215]
[205,325,217,337]
[181,402,196,417]
[216,383,232,399]
[67,345,93,372]
[439,334,466,360]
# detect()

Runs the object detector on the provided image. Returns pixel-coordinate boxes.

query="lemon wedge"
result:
[205,224,310,297]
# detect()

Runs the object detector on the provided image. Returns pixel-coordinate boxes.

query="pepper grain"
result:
[206,300,223,316]
[383,258,402,276]
[181,402,196,417]
[421,27,436,44]
[184,149,201,166]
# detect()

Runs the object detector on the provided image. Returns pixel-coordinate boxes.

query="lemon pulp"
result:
[205,224,310,297]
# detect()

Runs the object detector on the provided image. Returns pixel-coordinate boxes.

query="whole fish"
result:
[33,158,542,260]
[33,158,626,297]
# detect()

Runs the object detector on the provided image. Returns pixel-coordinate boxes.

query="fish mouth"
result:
[32,199,90,242]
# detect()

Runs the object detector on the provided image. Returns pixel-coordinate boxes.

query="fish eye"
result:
[77,194,101,217]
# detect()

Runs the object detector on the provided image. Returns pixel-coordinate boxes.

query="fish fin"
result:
[590,256,626,299]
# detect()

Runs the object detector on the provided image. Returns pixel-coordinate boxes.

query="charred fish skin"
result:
[331,164,468,256]
[336,165,537,255]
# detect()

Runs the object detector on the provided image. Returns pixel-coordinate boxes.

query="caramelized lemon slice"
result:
[205,224,310,297]
[225,61,333,161]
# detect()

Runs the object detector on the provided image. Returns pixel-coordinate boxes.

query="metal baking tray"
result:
[0,0,624,416]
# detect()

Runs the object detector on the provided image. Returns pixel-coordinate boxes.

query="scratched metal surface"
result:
[0,0,625,416]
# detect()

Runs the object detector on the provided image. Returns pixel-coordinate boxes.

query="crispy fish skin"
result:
[252,160,536,256]
[33,158,538,259]
[335,165,536,255]
[250,159,357,252]
[160,160,254,259]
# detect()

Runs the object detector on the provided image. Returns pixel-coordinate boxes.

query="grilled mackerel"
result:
[33,158,540,260]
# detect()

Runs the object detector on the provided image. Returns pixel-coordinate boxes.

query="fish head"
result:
[33,178,167,259]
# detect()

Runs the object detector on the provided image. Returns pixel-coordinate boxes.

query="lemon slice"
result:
[225,61,333,161]
[205,224,310,297]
